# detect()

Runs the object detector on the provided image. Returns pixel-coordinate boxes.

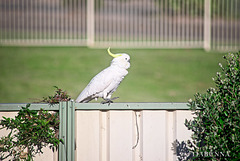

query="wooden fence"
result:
[0,102,194,161]
[0,0,239,51]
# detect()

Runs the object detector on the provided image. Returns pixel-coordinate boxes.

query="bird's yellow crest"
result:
[107,47,122,58]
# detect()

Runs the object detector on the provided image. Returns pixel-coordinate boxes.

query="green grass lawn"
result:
[0,47,225,103]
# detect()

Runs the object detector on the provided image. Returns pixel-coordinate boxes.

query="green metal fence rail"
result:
[74,102,189,110]
[0,102,190,161]
[0,103,59,111]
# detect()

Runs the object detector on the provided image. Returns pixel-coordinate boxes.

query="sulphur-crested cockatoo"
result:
[76,47,130,103]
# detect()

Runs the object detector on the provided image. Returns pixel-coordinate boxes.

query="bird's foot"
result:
[101,99,113,105]
[101,97,119,105]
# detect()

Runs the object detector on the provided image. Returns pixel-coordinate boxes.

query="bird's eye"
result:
[125,58,128,60]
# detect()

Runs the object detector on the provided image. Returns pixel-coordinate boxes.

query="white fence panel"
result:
[75,111,100,161]
[109,111,133,161]
[142,111,168,161]
[75,110,193,161]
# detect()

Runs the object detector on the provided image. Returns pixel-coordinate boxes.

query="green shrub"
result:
[40,86,71,104]
[185,52,240,160]
[0,87,70,160]
[0,104,63,160]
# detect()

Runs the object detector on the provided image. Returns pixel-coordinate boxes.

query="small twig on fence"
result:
[132,111,139,149]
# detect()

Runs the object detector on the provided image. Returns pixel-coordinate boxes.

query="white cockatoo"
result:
[76,47,130,104]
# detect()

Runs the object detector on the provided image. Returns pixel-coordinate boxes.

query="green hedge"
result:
[186,52,240,160]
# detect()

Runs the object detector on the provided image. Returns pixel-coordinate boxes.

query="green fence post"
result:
[59,102,67,161]
[59,101,75,161]
[66,100,75,161]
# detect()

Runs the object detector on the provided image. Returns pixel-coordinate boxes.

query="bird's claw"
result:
[101,97,119,106]
[101,100,113,105]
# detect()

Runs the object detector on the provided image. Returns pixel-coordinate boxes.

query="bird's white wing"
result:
[76,67,114,103]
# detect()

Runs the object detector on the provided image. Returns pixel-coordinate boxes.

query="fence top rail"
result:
[75,102,190,110]
[0,103,59,111]
[0,102,191,111]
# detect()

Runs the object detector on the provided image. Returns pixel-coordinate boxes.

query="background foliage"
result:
[185,52,240,160]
